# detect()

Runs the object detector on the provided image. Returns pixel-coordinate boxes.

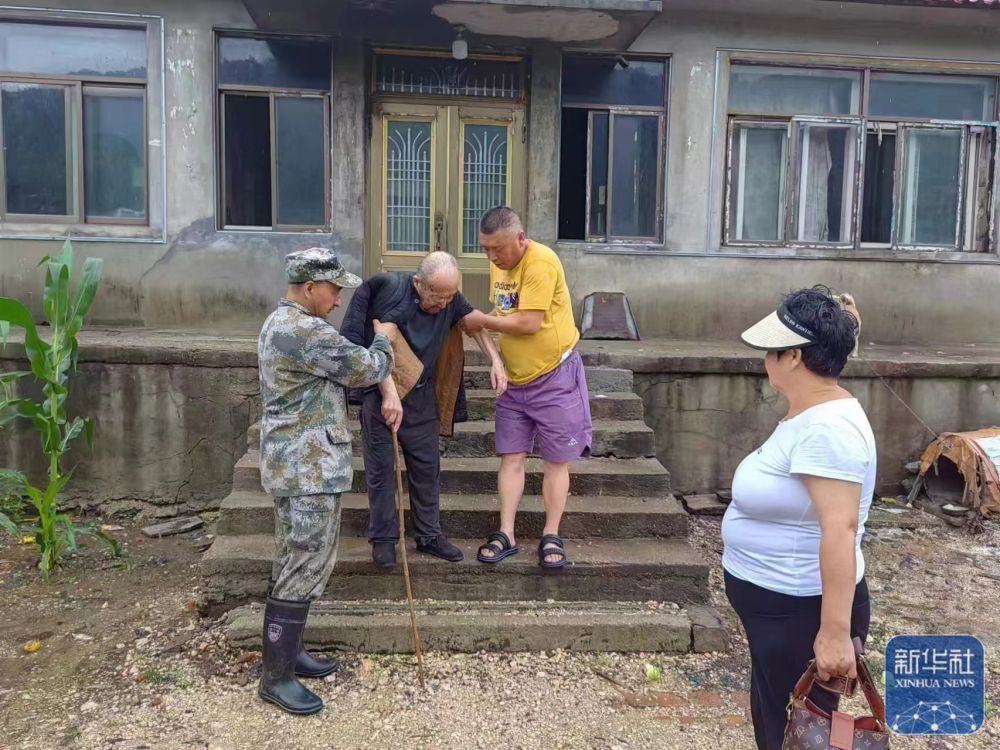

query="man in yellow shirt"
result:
[462,207,592,569]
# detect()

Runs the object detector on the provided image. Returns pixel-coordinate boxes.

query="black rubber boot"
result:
[258,597,324,715]
[266,578,341,679]
[372,540,397,568]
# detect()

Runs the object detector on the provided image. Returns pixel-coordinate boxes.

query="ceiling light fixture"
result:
[452,25,468,61]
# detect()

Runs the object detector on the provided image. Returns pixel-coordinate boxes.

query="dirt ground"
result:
[1,515,998,750]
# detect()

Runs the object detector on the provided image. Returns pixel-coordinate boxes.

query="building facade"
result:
[0,0,999,344]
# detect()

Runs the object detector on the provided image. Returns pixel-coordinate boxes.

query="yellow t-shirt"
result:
[490,240,580,385]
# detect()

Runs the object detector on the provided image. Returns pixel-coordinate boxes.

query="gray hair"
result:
[479,206,522,235]
[415,251,459,281]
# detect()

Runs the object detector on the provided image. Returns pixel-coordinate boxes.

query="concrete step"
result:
[216,490,689,539]
[442,420,655,459]
[233,452,671,497]
[202,535,709,607]
[224,600,728,654]
[465,365,633,393]
[466,390,644,421]
[245,393,645,448]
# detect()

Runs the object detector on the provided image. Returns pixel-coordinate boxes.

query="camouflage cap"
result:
[285,247,362,288]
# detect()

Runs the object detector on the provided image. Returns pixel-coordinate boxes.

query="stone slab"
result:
[681,494,727,516]
[217,490,689,539]
[233,452,672,497]
[201,535,710,609]
[141,516,204,537]
[225,600,697,654]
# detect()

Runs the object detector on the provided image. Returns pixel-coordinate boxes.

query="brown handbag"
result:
[782,644,890,750]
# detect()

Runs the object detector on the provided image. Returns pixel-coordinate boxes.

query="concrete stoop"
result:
[201,361,721,654]
[223,600,729,654]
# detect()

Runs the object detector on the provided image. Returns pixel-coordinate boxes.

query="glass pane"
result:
[462,124,508,253]
[870,73,995,121]
[589,113,609,237]
[861,131,896,243]
[729,124,787,241]
[219,36,331,91]
[899,128,963,246]
[2,83,76,216]
[375,55,521,99]
[609,114,659,238]
[0,22,145,79]
[562,56,666,107]
[223,94,271,227]
[794,124,857,243]
[84,91,145,219]
[275,97,325,226]
[728,65,860,116]
[386,120,432,253]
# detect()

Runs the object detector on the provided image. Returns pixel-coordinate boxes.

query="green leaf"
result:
[0,320,8,347]
[60,417,85,452]
[0,370,30,386]
[83,417,94,449]
[0,468,27,488]
[40,544,54,577]
[76,524,124,559]
[0,298,50,382]
[58,238,74,268]
[58,514,78,552]
[71,256,102,324]
[0,510,18,537]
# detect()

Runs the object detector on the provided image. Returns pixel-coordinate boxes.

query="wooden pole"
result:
[392,431,425,688]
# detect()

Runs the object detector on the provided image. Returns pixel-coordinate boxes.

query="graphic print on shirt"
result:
[494,279,519,313]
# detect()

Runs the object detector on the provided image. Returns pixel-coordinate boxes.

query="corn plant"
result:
[0,240,120,577]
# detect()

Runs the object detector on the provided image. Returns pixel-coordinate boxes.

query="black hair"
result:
[783,285,857,378]
[479,206,522,235]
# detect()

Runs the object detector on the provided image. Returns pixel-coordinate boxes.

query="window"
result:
[558,55,667,243]
[0,20,147,223]
[725,64,998,252]
[217,34,331,230]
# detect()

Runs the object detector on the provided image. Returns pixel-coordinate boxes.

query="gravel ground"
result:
[2,516,998,750]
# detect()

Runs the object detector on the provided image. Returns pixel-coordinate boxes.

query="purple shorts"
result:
[495,350,593,463]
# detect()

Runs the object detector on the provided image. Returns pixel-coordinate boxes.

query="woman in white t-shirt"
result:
[723,286,874,750]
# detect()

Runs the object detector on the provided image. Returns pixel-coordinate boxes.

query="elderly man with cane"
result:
[342,251,506,568]
[256,247,395,715]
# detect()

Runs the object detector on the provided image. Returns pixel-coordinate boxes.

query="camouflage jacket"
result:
[258,299,393,496]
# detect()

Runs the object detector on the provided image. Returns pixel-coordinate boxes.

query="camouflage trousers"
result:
[271,493,342,602]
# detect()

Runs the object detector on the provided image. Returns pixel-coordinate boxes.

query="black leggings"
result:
[724,571,871,750]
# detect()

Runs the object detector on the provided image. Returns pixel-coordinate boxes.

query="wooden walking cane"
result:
[391,431,425,688]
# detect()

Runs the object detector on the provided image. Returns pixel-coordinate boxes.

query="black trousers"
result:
[360,383,442,545]
[724,571,871,750]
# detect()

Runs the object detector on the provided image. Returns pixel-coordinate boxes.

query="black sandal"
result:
[538,534,567,570]
[477,531,519,564]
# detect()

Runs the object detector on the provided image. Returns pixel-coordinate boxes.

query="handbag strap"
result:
[791,658,887,728]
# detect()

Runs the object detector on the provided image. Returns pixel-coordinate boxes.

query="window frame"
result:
[559,53,669,246]
[215,31,333,233]
[0,45,148,225]
[721,57,1000,255]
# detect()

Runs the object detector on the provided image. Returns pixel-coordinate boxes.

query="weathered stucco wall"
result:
[4,333,996,514]
[0,0,367,332]
[0,332,261,516]
[2,0,1000,343]
[637,371,1000,496]
[524,2,1000,345]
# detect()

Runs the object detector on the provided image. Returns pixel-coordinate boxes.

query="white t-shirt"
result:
[722,398,877,597]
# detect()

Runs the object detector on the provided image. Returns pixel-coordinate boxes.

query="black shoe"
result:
[416,535,464,562]
[372,541,397,568]
[258,598,324,715]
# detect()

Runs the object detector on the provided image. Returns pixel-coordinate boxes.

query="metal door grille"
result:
[386,120,432,252]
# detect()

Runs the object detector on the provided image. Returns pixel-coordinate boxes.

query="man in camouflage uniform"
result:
[256,247,394,716]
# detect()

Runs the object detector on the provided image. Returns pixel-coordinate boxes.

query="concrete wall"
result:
[2,0,1000,344]
[0,358,260,516]
[640,371,1000,495]
[0,0,366,332]
[528,1,1000,345]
